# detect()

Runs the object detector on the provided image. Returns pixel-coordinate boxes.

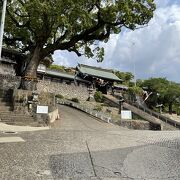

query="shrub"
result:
[71,98,79,103]
[55,94,64,99]
[94,104,102,112]
[94,91,104,102]
[177,106,180,116]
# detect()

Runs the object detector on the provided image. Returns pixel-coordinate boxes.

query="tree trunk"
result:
[21,46,42,90]
[168,102,173,114]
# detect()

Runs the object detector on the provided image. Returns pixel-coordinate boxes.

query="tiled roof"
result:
[46,70,75,79]
[77,64,122,82]
[38,69,90,83]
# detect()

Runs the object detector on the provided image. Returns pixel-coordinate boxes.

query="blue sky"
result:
[53,0,180,83]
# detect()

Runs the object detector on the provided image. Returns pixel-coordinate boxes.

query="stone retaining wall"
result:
[48,108,60,123]
[117,120,150,130]
[0,75,89,101]
[37,80,89,101]
[0,74,21,90]
[0,63,15,75]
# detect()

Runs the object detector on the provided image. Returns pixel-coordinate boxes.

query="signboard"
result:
[121,110,132,120]
[36,106,48,114]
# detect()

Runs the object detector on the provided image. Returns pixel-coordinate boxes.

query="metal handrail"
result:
[125,100,180,128]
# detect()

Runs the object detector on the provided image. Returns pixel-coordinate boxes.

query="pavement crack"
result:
[86,141,97,177]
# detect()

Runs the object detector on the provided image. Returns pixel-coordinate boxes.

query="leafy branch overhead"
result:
[4,0,156,62]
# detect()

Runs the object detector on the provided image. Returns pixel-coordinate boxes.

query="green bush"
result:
[177,107,180,116]
[71,98,79,103]
[55,94,64,99]
[94,91,104,102]
[94,104,102,112]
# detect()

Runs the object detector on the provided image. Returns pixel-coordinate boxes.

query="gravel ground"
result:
[0,105,180,180]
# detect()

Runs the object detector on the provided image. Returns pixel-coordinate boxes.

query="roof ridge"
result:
[79,64,114,73]
[47,69,74,75]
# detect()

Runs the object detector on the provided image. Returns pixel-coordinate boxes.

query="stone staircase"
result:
[103,94,178,131]
[0,89,41,126]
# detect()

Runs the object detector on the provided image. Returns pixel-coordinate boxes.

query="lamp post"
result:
[132,42,136,87]
[156,93,163,114]
[87,86,94,101]
[118,96,124,114]
[156,104,163,114]
[0,0,7,60]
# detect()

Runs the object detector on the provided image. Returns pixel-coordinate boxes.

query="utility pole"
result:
[132,42,136,87]
[0,0,7,60]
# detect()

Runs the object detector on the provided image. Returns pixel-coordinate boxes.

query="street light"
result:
[118,95,124,114]
[156,104,163,114]
[156,93,163,114]
[0,0,7,60]
[132,42,136,87]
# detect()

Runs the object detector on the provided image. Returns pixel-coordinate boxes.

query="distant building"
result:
[76,64,122,94]
[0,48,26,76]
[37,63,122,94]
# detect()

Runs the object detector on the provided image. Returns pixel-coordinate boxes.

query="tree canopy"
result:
[1,0,156,89]
[140,78,180,114]
[115,71,134,85]
[3,0,156,60]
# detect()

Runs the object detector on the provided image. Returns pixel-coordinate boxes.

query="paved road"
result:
[0,105,180,179]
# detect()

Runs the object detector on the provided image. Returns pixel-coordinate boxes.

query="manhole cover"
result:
[3,131,17,134]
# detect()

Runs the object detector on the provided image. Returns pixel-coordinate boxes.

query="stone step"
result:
[0,115,34,120]
[0,106,12,111]
[0,102,12,106]
[0,116,35,122]
[0,110,16,113]
[0,119,35,123]
[0,114,45,127]
[0,112,34,117]
[0,112,33,116]
[0,118,35,122]
[0,120,41,127]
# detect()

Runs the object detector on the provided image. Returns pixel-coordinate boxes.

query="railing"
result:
[57,97,180,129]
[125,100,180,129]
[56,99,112,124]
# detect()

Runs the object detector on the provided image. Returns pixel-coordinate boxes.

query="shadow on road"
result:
[49,139,180,179]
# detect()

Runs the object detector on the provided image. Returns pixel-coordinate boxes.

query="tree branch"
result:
[6,7,30,28]
[68,47,82,57]
[4,36,24,45]
[42,20,105,57]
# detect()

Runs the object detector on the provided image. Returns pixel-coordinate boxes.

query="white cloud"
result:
[53,1,180,82]
[53,51,71,67]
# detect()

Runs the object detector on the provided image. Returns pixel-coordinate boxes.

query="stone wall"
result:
[37,80,89,101]
[0,63,16,75]
[0,74,21,90]
[13,89,33,114]
[13,89,56,112]
[117,120,151,130]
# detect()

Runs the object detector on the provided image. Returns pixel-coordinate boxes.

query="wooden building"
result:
[76,64,122,94]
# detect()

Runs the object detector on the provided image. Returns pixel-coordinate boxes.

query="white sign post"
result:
[36,106,48,114]
[121,110,132,120]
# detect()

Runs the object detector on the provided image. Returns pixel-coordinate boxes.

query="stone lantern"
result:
[87,86,94,101]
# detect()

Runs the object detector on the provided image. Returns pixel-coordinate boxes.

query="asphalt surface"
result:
[0,105,180,180]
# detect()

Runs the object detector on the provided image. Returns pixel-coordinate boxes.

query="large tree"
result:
[141,78,180,114]
[115,71,134,85]
[2,0,156,90]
